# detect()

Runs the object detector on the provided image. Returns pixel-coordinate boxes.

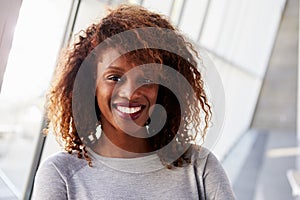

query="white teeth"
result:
[117,106,142,114]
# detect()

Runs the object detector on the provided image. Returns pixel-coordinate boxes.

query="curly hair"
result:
[45,4,211,167]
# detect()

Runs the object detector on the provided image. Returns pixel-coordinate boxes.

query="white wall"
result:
[208,55,262,159]
[199,0,286,78]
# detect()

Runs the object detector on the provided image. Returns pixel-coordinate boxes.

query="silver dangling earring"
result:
[145,118,151,126]
[87,124,102,144]
[88,132,97,144]
[95,124,102,139]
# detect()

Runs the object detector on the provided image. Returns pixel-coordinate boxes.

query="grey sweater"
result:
[32,147,236,200]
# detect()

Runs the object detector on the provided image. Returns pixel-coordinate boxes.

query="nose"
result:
[117,78,141,100]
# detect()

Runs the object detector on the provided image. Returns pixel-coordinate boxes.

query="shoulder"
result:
[33,151,88,199]
[37,151,88,180]
[189,145,218,166]
[189,145,227,176]
[190,145,236,199]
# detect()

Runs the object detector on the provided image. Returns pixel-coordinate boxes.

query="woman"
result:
[33,4,236,200]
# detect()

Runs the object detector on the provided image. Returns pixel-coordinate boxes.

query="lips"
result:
[113,102,145,120]
[116,106,142,114]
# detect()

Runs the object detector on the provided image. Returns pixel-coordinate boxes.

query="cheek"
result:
[96,84,113,107]
[95,91,104,113]
[148,86,159,104]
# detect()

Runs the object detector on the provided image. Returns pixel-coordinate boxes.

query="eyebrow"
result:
[106,65,125,72]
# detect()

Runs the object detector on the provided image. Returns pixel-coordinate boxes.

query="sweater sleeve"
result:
[201,151,236,200]
[31,156,68,200]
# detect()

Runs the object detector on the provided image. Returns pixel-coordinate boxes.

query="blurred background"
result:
[0,0,298,199]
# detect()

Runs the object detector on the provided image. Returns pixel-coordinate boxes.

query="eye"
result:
[107,75,122,82]
[142,78,154,84]
[144,79,153,84]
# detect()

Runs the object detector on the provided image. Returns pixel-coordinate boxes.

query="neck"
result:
[93,127,153,158]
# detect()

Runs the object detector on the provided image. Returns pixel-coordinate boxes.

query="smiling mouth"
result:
[116,106,142,114]
[114,103,145,120]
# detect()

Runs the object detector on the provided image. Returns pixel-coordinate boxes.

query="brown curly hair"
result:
[45,4,211,167]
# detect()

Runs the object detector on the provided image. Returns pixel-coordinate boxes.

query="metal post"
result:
[23,118,47,200]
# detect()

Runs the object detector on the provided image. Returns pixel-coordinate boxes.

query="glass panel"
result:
[0,0,72,198]
[142,0,173,16]
[72,0,108,35]
[178,0,209,41]
[200,0,286,77]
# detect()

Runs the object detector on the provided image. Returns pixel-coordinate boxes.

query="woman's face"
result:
[96,49,159,134]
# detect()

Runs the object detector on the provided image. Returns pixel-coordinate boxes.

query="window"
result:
[0,0,72,198]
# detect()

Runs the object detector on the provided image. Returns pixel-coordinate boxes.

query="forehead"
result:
[97,48,122,67]
[97,48,161,73]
